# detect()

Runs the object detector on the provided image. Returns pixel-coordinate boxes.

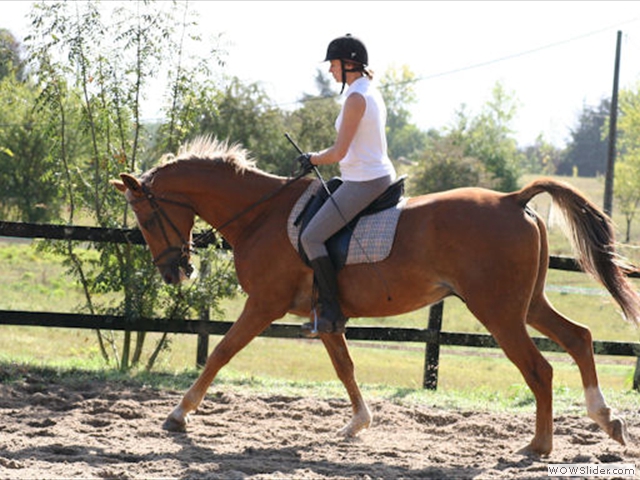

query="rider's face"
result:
[329,59,342,83]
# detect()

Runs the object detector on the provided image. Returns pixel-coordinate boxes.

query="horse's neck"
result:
[159,161,286,245]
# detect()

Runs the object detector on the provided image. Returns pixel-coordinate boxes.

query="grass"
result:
[1,174,640,410]
[0,315,637,403]
[2,358,640,416]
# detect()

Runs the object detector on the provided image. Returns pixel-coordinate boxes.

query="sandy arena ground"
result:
[0,368,639,479]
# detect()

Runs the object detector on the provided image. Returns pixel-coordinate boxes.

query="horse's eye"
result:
[141,214,157,230]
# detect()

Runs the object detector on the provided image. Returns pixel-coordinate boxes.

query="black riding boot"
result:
[301,256,348,337]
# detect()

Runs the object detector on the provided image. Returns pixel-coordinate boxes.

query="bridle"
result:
[130,183,196,278]
[128,169,309,279]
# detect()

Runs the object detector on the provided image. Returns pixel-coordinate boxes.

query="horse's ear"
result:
[110,179,127,193]
[117,173,143,197]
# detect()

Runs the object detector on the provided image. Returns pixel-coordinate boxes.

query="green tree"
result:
[0,75,63,222]
[520,134,563,175]
[409,133,492,195]
[447,82,521,191]
[557,98,609,177]
[25,0,237,371]
[613,158,640,242]
[380,64,427,162]
[613,86,640,241]
[158,12,226,155]
[0,28,25,81]
[617,86,640,157]
[193,77,292,174]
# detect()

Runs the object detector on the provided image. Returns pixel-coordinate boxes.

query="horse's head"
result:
[112,173,195,285]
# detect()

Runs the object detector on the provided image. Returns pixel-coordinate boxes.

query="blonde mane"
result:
[158,136,256,174]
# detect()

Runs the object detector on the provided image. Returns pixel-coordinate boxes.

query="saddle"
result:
[292,175,406,270]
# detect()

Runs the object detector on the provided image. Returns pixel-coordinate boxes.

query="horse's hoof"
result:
[609,417,628,446]
[337,411,372,437]
[337,422,358,437]
[162,415,187,432]
[590,407,628,446]
[516,439,551,457]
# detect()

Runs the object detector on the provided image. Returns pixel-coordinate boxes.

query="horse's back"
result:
[398,187,540,249]
[406,189,540,280]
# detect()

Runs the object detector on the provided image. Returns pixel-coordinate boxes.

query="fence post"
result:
[423,300,444,390]
[196,309,209,368]
[634,356,640,391]
[196,257,211,368]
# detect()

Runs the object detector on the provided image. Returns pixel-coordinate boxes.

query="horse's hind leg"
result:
[526,294,628,446]
[488,323,554,455]
[320,333,372,437]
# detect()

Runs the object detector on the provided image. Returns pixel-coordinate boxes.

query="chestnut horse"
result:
[112,138,640,455]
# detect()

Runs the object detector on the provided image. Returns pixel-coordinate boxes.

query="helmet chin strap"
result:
[339,59,365,94]
[340,59,347,94]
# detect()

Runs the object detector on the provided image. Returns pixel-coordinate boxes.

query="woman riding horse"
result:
[297,34,397,337]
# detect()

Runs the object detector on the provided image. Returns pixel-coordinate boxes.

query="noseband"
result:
[131,183,195,278]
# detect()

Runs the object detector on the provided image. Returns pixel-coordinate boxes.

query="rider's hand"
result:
[296,153,315,175]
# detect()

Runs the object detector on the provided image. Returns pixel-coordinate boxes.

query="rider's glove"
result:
[296,153,315,175]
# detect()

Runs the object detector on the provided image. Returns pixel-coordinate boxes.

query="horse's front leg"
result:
[320,333,372,437]
[163,301,274,432]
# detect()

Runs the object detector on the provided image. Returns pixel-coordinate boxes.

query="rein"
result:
[132,170,309,276]
[194,170,309,248]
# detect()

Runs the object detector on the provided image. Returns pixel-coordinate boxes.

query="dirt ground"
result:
[0,368,639,479]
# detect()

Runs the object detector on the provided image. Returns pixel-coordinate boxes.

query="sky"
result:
[3,1,640,148]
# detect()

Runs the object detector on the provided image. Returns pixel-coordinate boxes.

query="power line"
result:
[277,17,640,108]
[404,18,640,86]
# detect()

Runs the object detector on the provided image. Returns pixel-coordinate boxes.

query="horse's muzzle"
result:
[154,245,194,284]
[160,258,194,285]
[161,264,182,285]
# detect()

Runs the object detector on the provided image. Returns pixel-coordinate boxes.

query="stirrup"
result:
[300,308,321,338]
[300,307,347,338]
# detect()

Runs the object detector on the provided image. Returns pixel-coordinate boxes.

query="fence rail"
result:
[2,220,640,390]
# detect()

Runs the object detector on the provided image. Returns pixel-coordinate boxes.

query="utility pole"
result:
[603,30,622,217]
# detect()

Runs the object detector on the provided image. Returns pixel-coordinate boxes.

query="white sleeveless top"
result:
[335,77,396,182]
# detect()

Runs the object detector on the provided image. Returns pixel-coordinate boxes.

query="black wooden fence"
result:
[1,220,640,390]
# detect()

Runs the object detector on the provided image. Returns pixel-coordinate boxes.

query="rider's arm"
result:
[310,93,365,166]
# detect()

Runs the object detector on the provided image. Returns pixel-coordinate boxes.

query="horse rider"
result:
[297,33,397,336]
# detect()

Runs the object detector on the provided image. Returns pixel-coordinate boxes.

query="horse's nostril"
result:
[163,273,173,284]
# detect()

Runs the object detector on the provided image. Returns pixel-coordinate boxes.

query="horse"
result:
[112,137,640,456]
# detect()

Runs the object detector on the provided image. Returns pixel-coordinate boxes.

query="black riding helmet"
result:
[324,34,368,93]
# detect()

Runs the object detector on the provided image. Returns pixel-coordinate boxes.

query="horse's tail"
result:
[514,178,640,325]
